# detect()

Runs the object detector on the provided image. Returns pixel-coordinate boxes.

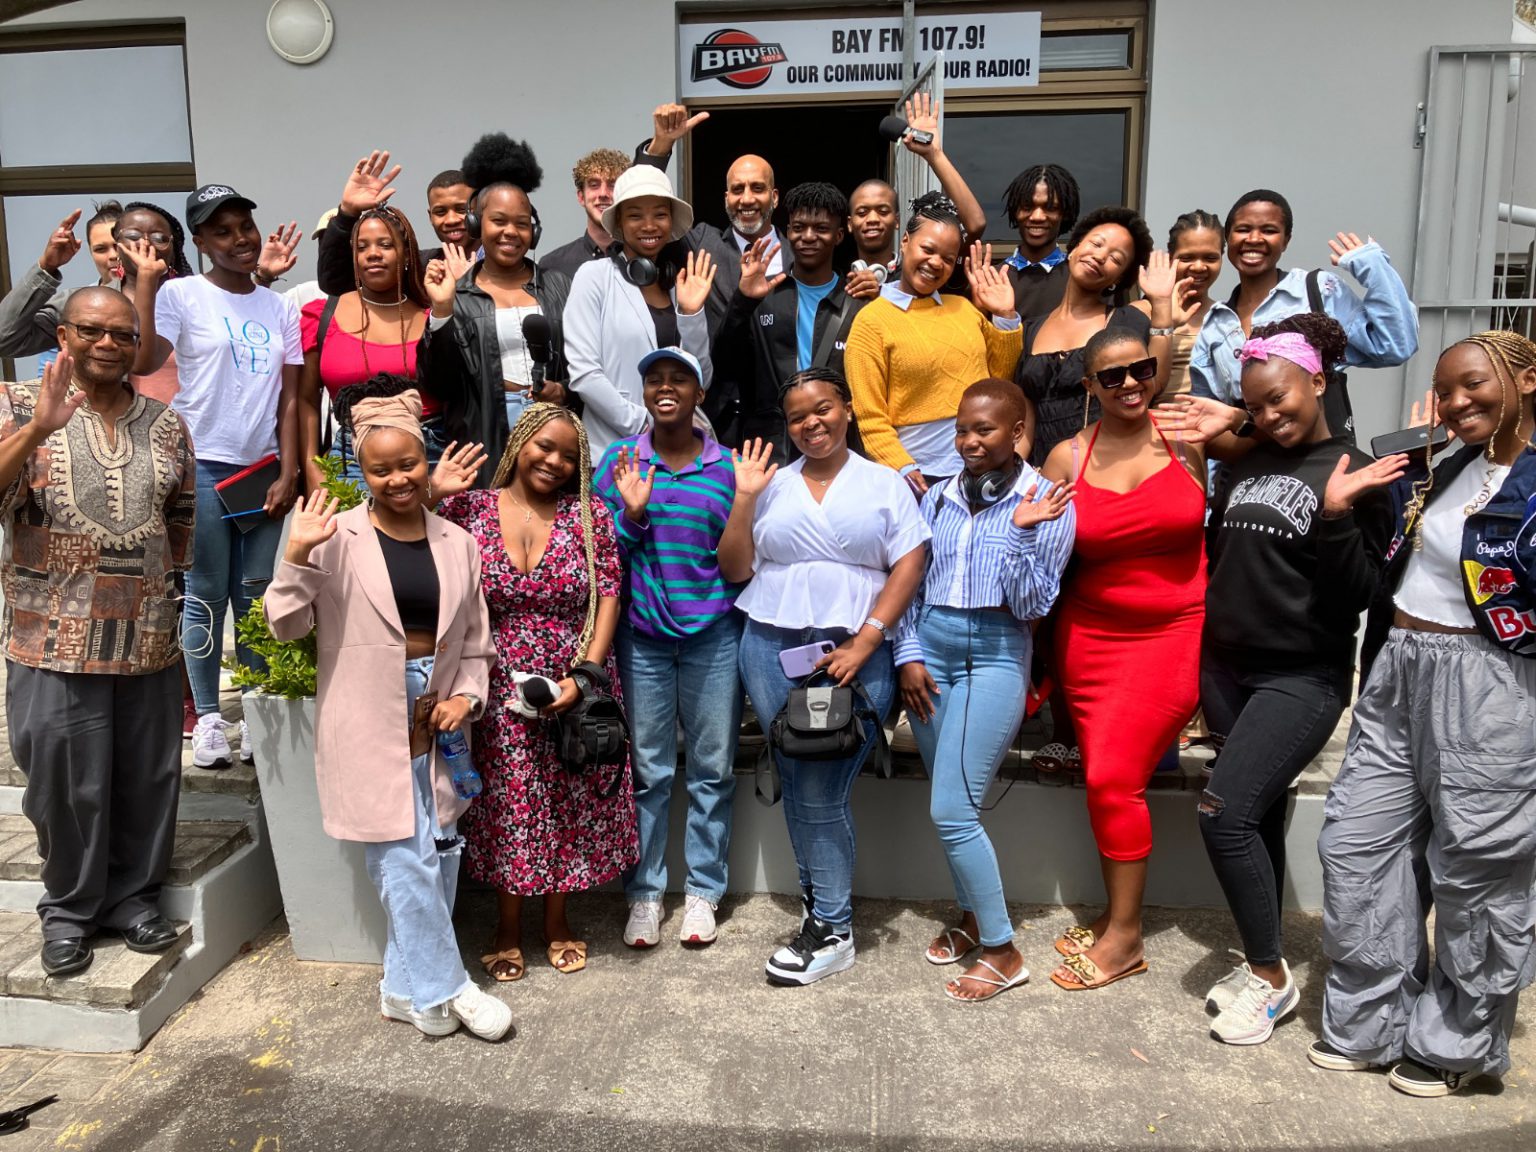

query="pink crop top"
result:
[300,297,436,417]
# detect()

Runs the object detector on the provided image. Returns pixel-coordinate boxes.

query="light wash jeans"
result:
[908,606,1029,948]
[183,459,284,715]
[738,618,895,929]
[617,614,744,904]
[363,656,473,1012]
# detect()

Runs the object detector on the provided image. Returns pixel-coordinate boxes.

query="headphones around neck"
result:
[958,456,1022,507]
[609,243,659,288]
[464,186,542,251]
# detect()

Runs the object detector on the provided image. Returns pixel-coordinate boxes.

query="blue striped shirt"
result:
[893,463,1076,665]
[593,429,743,640]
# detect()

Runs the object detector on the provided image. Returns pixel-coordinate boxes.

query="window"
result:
[0,21,194,378]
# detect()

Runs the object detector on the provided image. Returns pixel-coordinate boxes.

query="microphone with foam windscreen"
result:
[850,259,889,285]
[510,671,560,717]
[878,114,934,147]
[522,313,551,397]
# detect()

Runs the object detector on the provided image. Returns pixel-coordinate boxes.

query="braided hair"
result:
[904,190,966,244]
[118,201,194,279]
[784,181,849,221]
[1001,164,1080,236]
[491,403,602,654]
[1168,209,1224,255]
[778,366,867,458]
[1065,206,1154,296]
[351,206,428,382]
[1404,330,1536,547]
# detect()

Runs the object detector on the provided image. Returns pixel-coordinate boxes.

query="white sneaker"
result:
[680,894,718,945]
[1205,950,1253,1013]
[1210,965,1298,1046]
[765,917,855,986]
[449,984,514,1041]
[624,899,663,948]
[238,719,254,764]
[380,990,459,1037]
[192,713,232,769]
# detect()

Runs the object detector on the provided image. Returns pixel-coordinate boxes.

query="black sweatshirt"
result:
[1205,437,1393,670]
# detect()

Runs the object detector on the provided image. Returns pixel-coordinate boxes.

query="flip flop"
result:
[480,947,525,983]
[943,958,1030,1003]
[1049,952,1149,991]
[1053,924,1097,958]
[547,940,588,974]
[1031,742,1071,775]
[925,927,979,966]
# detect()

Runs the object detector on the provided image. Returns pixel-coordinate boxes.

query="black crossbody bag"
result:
[555,661,630,798]
[756,670,892,805]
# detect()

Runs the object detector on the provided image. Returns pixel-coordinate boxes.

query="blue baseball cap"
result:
[637,346,703,383]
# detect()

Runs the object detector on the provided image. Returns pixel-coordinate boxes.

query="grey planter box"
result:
[243,693,386,963]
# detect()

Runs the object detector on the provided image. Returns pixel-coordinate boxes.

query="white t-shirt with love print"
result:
[156,275,301,465]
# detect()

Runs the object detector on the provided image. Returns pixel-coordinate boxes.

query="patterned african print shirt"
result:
[0,381,195,675]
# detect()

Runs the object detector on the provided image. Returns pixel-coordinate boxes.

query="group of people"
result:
[2,100,1532,1097]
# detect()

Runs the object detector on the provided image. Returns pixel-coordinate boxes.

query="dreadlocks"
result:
[492,403,602,654]
[784,181,849,221]
[119,201,194,279]
[1001,164,1080,237]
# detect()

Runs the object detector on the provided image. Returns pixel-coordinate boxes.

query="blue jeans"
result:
[183,460,285,715]
[738,618,895,929]
[908,607,1029,948]
[617,614,744,903]
[363,657,472,1012]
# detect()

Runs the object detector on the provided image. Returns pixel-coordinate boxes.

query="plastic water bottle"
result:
[437,728,482,799]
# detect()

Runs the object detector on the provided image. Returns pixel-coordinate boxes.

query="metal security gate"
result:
[1411,45,1536,394]
[892,53,944,235]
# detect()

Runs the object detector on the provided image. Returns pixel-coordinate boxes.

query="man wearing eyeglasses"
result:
[0,287,196,978]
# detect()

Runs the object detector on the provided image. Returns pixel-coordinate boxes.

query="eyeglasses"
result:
[116,230,172,246]
[1090,357,1158,389]
[63,321,139,347]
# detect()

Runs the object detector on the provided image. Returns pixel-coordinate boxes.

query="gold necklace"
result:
[505,488,553,525]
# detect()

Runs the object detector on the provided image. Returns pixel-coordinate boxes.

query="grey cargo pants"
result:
[1318,628,1536,1077]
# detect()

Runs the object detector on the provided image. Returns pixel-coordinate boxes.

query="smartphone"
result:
[778,640,835,679]
[1372,423,1449,459]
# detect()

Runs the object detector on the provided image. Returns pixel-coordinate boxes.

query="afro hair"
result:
[460,134,543,195]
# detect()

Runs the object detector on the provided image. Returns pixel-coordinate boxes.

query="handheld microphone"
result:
[850,260,889,286]
[522,313,551,397]
[511,671,560,717]
[878,114,934,147]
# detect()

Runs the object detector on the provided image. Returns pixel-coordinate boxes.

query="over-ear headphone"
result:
[464,186,543,251]
[959,457,1021,506]
[609,244,658,288]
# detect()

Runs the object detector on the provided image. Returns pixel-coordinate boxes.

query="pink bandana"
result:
[1237,332,1323,376]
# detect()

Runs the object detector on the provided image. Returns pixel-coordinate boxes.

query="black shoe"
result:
[765,916,855,986]
[122,917,179,953]
[1389,1059,1472,1098]
[1307,1039,1378,1072]
[41,938,92,977]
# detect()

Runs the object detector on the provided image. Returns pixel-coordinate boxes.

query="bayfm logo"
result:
[691,29,788,89]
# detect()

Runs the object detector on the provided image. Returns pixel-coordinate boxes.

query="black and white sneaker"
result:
[1307,1040,1378,1072]
[1389,1059,1472,1098]
[765,916,854,986]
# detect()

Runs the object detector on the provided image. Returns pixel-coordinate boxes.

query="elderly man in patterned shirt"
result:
[0,287,195,977]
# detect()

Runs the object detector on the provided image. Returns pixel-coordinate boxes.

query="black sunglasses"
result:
[1090,356,1158,389]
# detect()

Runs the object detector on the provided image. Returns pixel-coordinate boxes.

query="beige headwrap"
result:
[351,389,424,452]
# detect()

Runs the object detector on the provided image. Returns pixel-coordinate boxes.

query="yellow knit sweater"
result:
[844,294,1023,471]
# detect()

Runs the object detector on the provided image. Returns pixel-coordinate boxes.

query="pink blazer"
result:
[264,504,496,842]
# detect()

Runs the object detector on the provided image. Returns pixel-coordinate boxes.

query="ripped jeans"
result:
[362,656,473,1012]
[1199,654,1349,966]
[183,459,284,715]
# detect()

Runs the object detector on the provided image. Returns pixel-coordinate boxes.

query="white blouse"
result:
[735,453,931,631]
[1395,460,1510,628]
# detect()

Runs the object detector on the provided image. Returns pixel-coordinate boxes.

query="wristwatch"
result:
[1232,415,1256,438]
[864,617,890,640]
[456,693,483,720]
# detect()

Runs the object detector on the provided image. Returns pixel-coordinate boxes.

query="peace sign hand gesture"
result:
[612,445,657,522]
[675,248,716,316]
[1323,452,1408,517]
[340,150,402,216]
[283,489,341,565]
[1012,479,1075,528]
[730,438,778,498]
[738,236,785,300]
[964,242,1016,318]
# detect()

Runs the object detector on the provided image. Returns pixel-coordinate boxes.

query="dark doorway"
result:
[687,102,890,267]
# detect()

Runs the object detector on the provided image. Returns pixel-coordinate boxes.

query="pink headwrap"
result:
[1237,332,1324,376]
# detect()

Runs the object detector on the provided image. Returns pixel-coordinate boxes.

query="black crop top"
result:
[376,529,440,633]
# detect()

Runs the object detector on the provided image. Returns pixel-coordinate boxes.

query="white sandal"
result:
[924,926,979,966]
[943,958,1030,1003]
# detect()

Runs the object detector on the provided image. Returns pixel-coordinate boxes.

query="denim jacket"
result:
[1189,242,1420,406]
[1364,443,1536,669]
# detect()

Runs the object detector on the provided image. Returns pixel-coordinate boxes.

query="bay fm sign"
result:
[678,11,1042,98]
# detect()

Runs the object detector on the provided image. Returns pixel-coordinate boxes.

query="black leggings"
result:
[1199,655,1350,966]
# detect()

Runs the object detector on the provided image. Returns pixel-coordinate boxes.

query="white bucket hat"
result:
[601,166,694,242]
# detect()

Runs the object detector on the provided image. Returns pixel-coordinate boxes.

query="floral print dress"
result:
[438,489,637,894]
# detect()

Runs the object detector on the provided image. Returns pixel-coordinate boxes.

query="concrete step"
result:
[0,912,191,1009]
[0,816,250,889]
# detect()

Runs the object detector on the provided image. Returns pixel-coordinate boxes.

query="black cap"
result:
[186,184,257,231]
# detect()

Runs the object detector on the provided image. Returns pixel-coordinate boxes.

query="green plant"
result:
[222,457,366,699]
